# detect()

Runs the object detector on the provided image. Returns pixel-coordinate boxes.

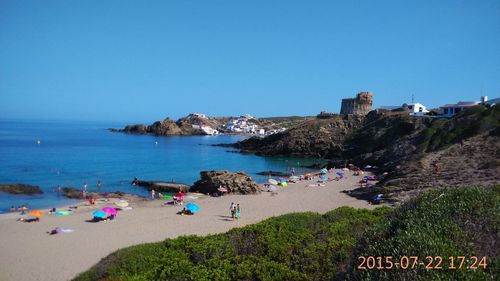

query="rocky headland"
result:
[230,114,364,158]
[110,116,212,136]
[0,184,43,195]
[227,106,500,202]
[110,114,311,136]
[190,170,261,195]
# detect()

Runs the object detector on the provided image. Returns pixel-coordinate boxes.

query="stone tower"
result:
[340,92,373,115]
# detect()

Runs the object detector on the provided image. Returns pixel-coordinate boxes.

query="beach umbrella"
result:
[115,200,129,208]
[162,195,173,199]
[320,168,328,174]
[185,203,200,213]
[29,210,44,217]
[92,210,107,219]
[268,179,278,185]
[102,207,117,216]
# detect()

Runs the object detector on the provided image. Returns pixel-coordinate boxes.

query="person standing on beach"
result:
[57,185,61,193]
[97,180,102,190]
[151,189,155,200]
[236,204,241,219]
[230,202,235,218]
[83,183,88,191]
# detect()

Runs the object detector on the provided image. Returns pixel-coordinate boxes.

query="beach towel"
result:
[53,211,71,216]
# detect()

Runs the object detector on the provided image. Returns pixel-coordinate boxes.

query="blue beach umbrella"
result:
[320,168,328,174]
[92,210,107,219]
[186,203,200,213]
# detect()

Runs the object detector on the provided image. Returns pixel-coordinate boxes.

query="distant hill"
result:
[110,114,312,136]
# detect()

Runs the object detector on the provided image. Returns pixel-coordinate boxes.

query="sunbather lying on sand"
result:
[17,217,39,223]
[48,227,75,235]
[177,208,193,216]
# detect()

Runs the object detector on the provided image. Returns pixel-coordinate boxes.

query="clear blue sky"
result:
[1,0,499,123]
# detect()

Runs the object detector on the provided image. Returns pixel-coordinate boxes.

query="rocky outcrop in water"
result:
[132,179,190,193]
[110,114,226,136]
[61,187,144,200]
[0,184,43,195]
[191,170,261,195]
[256,171,290,177]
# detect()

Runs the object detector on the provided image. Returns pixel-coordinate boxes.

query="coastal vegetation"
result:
[419,105,500,152]
[75,186,499,281]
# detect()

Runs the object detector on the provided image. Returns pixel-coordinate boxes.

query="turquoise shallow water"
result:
[0,120,314,211]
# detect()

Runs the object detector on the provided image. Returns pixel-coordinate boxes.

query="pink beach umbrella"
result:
[102,207,117,216]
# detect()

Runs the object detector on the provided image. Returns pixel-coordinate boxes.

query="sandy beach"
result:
[0,171,376,281]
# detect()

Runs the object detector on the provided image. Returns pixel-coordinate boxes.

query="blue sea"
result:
[0,120,315,212]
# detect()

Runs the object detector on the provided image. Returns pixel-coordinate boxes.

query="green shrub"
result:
[75,208,389,281]
[75,187,498,281]
[346,186,500,281]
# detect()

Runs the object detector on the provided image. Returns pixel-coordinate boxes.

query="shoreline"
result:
[0,170,377,281]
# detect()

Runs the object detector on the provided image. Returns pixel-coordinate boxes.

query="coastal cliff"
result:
[232,114,364,158]
[230,106,500,201]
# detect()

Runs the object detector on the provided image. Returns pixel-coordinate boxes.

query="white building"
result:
[201,126,219,135]
[482,96,500,106]
[190,113,208,119]
[439,101,479,117]
[192,125,219,135]
[403,103,429,116]
[377,103,429,116]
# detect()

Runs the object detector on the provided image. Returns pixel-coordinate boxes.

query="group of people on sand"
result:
[10,204,29,214]
[150,189,167,200]
[229,202,241,220]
